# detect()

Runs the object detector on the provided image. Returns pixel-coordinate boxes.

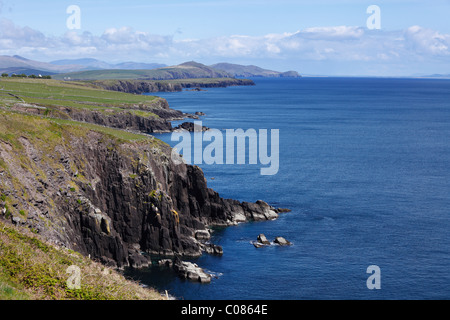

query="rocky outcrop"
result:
[274,237,292,246]
[173,258,212,283]
[257,234,270,245]
[173,122,210,132]
[253,235,292,248]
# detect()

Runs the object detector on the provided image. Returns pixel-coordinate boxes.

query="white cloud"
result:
[0,19,47,48]
[301,26,365,40]
[404,25,450,56]
[1,18,450,75]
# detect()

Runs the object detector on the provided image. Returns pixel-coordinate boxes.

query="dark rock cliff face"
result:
[64,109,174,133]
[93,81,184,94]
[1,129,285,269]
[91,79,255,94]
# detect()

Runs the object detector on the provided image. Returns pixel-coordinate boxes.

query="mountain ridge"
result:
[0,55,167,75]
[52,61,234,81]
[0,55,301,79]
[211,62,301,78]
[50,58,167,71]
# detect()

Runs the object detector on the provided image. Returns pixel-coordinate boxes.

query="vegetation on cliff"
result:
[0,220,163,300]
[0,78,183,133]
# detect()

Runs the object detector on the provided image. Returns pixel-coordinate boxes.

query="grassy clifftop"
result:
[0,77,160,110]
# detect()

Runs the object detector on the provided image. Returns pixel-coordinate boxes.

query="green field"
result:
[0,78,159,108]
[50,118,154,142]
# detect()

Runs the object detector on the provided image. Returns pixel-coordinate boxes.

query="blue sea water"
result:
[125,77,450,300]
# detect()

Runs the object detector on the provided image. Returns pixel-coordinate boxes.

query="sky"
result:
[0,0,449,76]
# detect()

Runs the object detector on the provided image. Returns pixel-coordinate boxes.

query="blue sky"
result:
[1,0,450,76]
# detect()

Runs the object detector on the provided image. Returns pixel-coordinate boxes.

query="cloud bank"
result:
[1,18,449,75]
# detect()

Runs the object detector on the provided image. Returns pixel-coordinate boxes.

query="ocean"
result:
[125,77,450,300]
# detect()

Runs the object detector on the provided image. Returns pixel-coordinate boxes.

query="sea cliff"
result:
[0,78,288,283]
[89,78,255,94]
[0,111,284,269]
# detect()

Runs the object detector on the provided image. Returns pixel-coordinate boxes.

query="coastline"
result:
[0,77,290,295]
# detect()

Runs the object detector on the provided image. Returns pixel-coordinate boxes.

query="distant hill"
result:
[0,55,77,74]
[210,63,301,78]
[421,74,450,78]
[53,61,233,81]
[50,58,166,71]
[0,55,300,81]
[50,58,112,70]
[114,62,167,70]
[0,55,167,75]
[0,67,57,76]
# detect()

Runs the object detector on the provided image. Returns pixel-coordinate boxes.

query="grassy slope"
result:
[50,118,154,141]
[0,78,158,106]
[0,220,164,300]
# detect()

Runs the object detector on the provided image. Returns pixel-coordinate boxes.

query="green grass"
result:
[0,111,157,180]
[128,109,160,118]
[0,79,167,147]
[50,118,152,142]
[0,220,164,300]
[0,78,159,107]
[0,272,31,300]
[21,97,117,111]
[0,111,64,148]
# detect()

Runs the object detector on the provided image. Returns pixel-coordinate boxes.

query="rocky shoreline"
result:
[0,113,291,271]
[0,81,290,286]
